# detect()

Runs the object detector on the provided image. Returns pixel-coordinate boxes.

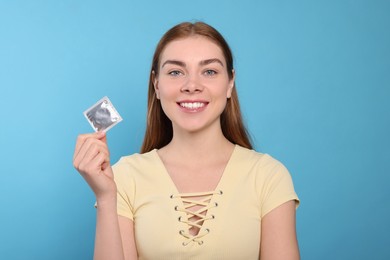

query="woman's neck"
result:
[160,126,234,164]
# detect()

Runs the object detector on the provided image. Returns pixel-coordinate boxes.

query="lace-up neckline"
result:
[170,190,223,246]
[154,146,237,246]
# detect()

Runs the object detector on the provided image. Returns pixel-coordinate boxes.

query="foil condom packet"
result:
[83,96,123,132]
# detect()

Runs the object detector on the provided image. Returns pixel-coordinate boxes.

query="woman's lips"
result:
[177,101,209,112]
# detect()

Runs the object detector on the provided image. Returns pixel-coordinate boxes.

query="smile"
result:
[177,101,209,112]
[179,102,206,109]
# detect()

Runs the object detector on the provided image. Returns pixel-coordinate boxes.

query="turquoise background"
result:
[1,0,389,259]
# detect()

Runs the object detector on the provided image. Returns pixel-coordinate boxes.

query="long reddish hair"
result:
[141,22,252,153]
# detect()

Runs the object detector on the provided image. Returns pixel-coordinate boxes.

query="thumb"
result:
[97,131,107,144]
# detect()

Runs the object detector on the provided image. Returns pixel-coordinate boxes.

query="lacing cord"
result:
[171,190,223,245]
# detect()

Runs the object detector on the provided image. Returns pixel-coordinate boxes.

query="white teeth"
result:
[180,102,205,109]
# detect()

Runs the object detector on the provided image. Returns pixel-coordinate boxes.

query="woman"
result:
[73,22,300,260]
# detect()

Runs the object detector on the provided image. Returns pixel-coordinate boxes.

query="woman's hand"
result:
[73,132,116,202]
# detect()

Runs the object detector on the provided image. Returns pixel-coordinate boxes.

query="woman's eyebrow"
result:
[162,58,224,68]
[162,60,186,68]
[199,58,224,67]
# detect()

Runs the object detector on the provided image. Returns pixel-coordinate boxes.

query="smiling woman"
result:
[142,22,251,152]
[153,36,234,135]
[73,21,300,260]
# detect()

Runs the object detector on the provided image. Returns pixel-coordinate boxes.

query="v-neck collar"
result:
[152,144,238,195]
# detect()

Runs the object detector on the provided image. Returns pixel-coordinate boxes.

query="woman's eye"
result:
[204,70,217,76]
[168,70,183,76]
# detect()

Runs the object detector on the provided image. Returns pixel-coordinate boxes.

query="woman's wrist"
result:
[95,194,117,209]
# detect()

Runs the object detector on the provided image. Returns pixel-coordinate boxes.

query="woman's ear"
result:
[227,69,235,99]
[152,70,160,99]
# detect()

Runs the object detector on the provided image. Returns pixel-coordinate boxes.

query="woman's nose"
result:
[181,75,203,93]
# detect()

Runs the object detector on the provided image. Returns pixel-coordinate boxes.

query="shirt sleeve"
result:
[257,155,300,218]
[113,157,135,221]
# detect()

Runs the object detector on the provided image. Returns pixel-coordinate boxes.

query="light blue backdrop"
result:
[1,0,389,259]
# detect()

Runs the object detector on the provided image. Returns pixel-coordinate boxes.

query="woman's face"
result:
[154,35,234,134]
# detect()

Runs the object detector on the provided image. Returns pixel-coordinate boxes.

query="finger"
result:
[96,131,108,146]
[100,133,107,145]
[101,154,111,171]
[75,132,105,159]
[74,132,105,160]
[96,150,111,171]
[74,137,95,169]
[74,133,94,161]
[81,150,110,177]
[97,131,107,142]
[74,138,109,171]
[83,142,109,169]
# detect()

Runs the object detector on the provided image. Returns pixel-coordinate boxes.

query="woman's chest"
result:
[133,186,261,260]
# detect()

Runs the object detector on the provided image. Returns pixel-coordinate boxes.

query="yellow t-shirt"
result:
[113,145,299,260]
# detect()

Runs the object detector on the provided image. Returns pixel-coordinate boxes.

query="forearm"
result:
[94,198,125,260]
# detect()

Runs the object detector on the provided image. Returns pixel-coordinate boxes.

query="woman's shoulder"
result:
[115,149,157,164]
[234,145,296,194]
[112,149,160,174]
[234,145,285,169]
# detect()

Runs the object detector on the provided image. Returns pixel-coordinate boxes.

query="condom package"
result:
[83,96,123,132]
